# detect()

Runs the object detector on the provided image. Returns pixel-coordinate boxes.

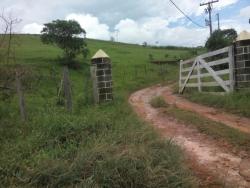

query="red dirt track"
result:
[129,85,250,187]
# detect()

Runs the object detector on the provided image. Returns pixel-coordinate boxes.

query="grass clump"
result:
[184,90,250,118]
[164,107,250,151]
[150,96,168,108]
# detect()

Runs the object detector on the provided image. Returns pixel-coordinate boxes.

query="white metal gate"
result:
[179,46,234,94]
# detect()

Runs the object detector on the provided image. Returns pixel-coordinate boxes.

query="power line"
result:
[169,0,205,28]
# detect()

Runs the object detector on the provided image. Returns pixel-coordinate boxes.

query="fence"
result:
[0,62,171,121]
[179,46,234,93]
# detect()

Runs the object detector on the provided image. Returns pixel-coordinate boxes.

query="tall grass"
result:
[150,96,168,108]
[0,35,196,187]
[184,90,250,118]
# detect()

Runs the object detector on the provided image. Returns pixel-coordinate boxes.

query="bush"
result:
[205,29,237,51]
[150,96,168,108]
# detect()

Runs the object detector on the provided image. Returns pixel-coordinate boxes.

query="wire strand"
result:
[169,0,205,28]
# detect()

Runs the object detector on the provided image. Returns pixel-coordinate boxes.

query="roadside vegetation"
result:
[150,96,169,108]
[161,106,250,152]
[149,89,250,152]
[184,90,250,118]
[0,34,198,187]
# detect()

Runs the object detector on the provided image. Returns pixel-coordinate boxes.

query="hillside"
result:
[0,35,198,187]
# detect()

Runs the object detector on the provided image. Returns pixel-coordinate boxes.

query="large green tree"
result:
[41,19,87,65]
[205,29,237,51]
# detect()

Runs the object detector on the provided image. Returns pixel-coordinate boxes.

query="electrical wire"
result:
[169,0,205,28]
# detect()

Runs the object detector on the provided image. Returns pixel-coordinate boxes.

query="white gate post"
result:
[228,45,235,92]
[179,60,183,93]
[197,60,202,92]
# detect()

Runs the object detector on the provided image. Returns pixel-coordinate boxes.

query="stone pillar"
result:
[90,49,113,103]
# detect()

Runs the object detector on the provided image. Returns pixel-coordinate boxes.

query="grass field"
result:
[0,35,199,187]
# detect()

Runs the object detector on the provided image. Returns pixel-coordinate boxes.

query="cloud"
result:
[65,13,110,40]
[214,0,239,9]
[21,23,43,34]
[10,0,246,46]
[239,6,250,18]
[220,6,250,33]
[114,18,209,46]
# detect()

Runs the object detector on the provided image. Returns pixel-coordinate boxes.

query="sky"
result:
[1,0,250,46]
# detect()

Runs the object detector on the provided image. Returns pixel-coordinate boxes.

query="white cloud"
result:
[114,18,209,46]
[12,0,246,46]
[114,19,152,44]
[220,19,250,33]
[20,15,209,47]
[65,13,110,40]
[214,0,239,9]
[21,23,43,34]
[220,6,250,33]
[239,6,250,18]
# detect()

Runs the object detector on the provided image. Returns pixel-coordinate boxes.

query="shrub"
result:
[150,96,168,108]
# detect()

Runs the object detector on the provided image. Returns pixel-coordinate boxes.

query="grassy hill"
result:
[0,35,201,187]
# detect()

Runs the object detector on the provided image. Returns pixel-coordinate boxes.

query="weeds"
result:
[164,107,250,151]
[0,35,196,187]
[150,96,168,108]
[184,90,250,118]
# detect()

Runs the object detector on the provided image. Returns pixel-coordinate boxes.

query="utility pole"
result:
[216,13,220,30]
[200,0,219,36]
[115,30,119,42]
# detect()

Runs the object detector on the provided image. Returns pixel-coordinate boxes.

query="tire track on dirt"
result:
[129,85,250,187]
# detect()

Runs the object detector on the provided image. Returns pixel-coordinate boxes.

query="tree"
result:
[0,11,26,120]
[205,29,237,51]
[41,20,88,112]
[41,19,87,65]
[0,11,22,63]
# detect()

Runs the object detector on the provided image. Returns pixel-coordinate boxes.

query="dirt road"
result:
[129,85,250,187]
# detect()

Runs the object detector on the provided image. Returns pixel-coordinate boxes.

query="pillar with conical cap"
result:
[234,31,250,89]
[90,49,113,103]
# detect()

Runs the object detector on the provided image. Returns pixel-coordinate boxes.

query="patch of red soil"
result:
[129,85,250,187]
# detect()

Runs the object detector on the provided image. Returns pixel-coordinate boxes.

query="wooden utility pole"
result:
[200,0,219,36]
[115,30,119,42]
[216,13,220,30]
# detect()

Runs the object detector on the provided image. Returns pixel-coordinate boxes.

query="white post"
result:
[228,45,235,92]
[197,60,202,92]
[179,60,183,93]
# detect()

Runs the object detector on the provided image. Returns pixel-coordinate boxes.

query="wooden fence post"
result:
[63,66,72,112]
[15,70,26,121]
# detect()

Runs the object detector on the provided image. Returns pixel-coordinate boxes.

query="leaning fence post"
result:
[228,45,235,92]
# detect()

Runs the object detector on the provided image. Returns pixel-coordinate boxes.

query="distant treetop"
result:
[41,19,88,65]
